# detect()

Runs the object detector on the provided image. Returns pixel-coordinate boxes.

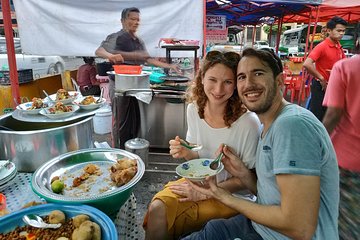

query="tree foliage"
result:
[263,25,287,34]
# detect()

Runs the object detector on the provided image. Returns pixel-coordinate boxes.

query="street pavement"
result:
[93,132,182,239]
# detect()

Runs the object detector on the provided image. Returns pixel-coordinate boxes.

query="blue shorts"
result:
[181,214,263,240]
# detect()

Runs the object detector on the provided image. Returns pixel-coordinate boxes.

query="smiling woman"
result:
[144,50,261,239]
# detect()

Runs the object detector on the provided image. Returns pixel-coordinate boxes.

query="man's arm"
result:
[95,46,124,64]
[303,57,327,90]
[322,107,344,134]
[146,58,179,73]
[303,58,323,80]
[192,174,320,240]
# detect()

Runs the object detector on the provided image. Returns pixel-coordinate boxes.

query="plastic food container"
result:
[149,72,166,84]
[93,107,112,134]
[113,65,142,74]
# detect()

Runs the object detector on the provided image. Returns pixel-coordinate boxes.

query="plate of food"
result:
[48,89,79,104]
[0,203,117,240]
[176,158,224,182]
[31,148,145,217]
[40,102,79,119]
[73,96,106,110]
[16,97,50,115]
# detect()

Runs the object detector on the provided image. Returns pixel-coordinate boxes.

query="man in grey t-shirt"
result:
[183,48,339,240]
[95,7,178,149]
[95,7,178,71]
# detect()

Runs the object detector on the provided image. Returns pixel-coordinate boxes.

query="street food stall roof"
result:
[283,0,360,23]
[206,0,360,25]
[206,0,321,26]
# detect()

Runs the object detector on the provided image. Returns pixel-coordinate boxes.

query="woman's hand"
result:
[187,177,231,202]
[169,136,197,160]
[169,181,208,202]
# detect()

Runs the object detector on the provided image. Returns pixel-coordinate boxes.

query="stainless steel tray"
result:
[31,148,145,202]
[11,106,106,123]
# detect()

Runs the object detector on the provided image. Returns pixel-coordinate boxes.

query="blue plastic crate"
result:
[0,69,33,85]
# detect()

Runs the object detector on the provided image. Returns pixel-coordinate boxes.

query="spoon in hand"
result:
[23,214,61,229]
[180,139,203,151]
[210,151,224,170]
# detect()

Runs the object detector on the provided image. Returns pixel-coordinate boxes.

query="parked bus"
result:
[279,24,323,56]
[279,23,359,57]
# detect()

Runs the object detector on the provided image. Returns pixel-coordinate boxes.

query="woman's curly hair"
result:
[186,51,247,127]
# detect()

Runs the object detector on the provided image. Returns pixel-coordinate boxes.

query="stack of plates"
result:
[0,161,17,191]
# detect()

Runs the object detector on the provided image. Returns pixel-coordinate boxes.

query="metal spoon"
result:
[96,87,104,103]
[209,151,224,170]
[0,125,13,131]
[180,139,203,151]
[23,214,61,229]
[0,160,10,172]
[13,98,26,110]
[42,90,55,104]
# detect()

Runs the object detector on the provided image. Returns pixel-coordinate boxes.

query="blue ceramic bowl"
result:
[0,203,117,239]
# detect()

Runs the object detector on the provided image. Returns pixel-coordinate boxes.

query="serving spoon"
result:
[23,214,61,229]
[42,90,55,104]
[180,139,203,151]
[96,87,104,103]
[13,98,26,110]
[0,160,10,172]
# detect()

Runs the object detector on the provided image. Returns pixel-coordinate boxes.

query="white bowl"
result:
[74,96,106,110]
[16,101,50,115]
[39,104,79,119]
[175,158,224,182]
[47,91,80,104]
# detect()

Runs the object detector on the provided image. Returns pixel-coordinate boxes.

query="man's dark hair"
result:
[121,7,140,21]
[241,48,283,78]
[326,16,347,30]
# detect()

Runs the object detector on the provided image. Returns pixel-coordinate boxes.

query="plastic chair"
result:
[289,75,310,103]
[283,69,293,98]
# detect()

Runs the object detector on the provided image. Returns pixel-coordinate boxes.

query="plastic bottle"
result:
[183,58,191,68]
[1,64,9,71]
[0,64,8,82]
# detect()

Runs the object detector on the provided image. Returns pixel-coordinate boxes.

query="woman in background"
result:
[76,57,101,96]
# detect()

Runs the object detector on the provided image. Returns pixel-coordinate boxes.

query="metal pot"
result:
[0,114,94,172]
[114,71,150,92]
[125,138,149,168]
